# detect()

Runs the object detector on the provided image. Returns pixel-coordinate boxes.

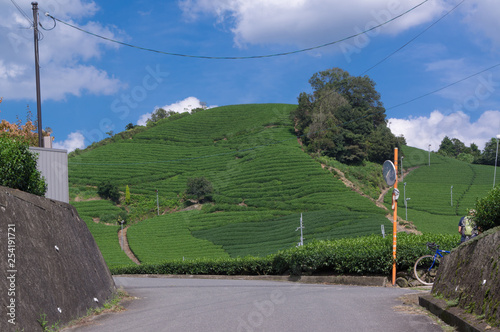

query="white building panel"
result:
[29,147,69,203]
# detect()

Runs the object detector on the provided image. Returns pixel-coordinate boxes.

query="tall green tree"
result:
[438,136,454,157]
[0,136,47,196]
[292,67,396,164]
[476,137,499,165]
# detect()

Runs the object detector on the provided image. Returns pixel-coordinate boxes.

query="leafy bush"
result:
[475,186,500,231]
[0,136,47,196]
[186,176,213,202]
[97,181,120,204]
[110,233,460,276]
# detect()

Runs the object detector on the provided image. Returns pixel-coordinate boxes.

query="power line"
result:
[362,0,466,75]
[387,62,500,110]
[46,0,430,60]
[10,0,33,26]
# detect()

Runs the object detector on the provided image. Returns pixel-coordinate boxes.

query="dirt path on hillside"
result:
[324,163,422,234]
[322,164,388,210]
[118,226,141,265]
[378,166,421,234]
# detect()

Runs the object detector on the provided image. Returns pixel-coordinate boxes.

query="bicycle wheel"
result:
[414,255,441,285]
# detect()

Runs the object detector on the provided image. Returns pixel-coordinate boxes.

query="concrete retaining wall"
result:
[0,186,115,331]
[432,227,500,326]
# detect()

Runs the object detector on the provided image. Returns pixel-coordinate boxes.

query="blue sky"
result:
[1,0,500,152]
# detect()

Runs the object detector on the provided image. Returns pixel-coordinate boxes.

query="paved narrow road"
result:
[66,276,443,332]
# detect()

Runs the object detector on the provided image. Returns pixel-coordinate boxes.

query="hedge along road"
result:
[64,276,443,332]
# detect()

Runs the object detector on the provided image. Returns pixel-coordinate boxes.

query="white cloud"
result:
[137,96,216,125]
[53,131,85,152]
[461,0,500,49]
[0,0,124,101]
[179,0,448,48]
[137,112,151,126]
[389,110,500,151]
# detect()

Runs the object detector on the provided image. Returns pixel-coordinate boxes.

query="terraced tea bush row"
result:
[71,200,126,222]
[82,216,133,268]
[110,233,460,276]
[126,212,230,263]
[193,210,392,257]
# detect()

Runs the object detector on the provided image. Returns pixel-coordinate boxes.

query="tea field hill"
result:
[68,104,497,267]
[69,104,392,266]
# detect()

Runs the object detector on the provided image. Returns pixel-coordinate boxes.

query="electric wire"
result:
[9,0,33,26]
[361,0,466,75]
[46,0,430,60]
[39,13,57,31]
[386,62,500,110]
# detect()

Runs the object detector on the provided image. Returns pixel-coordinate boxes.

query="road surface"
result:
[64,276,443,332]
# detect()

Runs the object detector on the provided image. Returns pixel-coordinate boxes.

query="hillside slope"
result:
[69,104,390,264]
[69,104,498,265]
[392,146,496,234]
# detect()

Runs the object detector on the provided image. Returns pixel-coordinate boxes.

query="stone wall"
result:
[0,186,115,331]
[433,227,500,326]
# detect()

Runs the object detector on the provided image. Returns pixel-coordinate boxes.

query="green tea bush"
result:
[474,186,500,231]
[110,233,460,276]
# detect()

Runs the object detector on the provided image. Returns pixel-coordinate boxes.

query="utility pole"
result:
[32,2,43,147]
[428,144,431,166]
[156,189,159,216]
[451,185,453,207]
[296,213,304,246]
[494,136,499,188]
[401,156,404,183]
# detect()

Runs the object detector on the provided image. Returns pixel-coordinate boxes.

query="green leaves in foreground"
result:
[110,233,460,276]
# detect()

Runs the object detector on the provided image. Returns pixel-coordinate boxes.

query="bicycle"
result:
[413,242,450,285]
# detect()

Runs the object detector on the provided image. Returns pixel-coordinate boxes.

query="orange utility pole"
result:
[392,148,398,286]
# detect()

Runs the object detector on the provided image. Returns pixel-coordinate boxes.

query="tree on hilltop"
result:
[292,68,398,164]
[476,138,499,165]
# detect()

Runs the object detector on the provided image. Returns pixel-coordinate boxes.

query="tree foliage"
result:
[185,177,213,202]
[474,186,500,231]
[437,136,476,159]
[0,136,47,196]
[0,101,52,146]
[292,68,399,164]
[97,181,120,204]
[438,136,495,165]
[475,138,498,165]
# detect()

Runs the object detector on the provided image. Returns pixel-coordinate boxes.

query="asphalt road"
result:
[65,276,443,332]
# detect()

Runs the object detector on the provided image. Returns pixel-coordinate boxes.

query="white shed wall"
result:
[29,147,69,203]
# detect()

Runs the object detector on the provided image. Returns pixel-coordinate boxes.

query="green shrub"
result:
[97,181,120,204]
[186,177,213,202]
[475,186,500,231]
[110,233,460,276]
[0,136,47,196]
